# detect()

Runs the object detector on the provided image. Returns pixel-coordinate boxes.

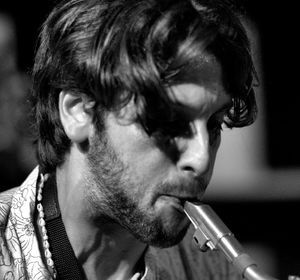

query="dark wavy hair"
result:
[32,0,258,173]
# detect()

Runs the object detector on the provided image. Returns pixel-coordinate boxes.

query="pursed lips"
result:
[154,179,208,207]
[159,193,205,207]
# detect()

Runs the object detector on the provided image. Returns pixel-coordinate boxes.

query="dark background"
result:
[0,0,299,278]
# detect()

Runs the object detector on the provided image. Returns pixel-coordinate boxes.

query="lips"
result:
[160,194,203,207]
[155,179,207,207]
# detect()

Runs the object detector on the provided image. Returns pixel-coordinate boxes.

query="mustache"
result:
[156,177,208,202]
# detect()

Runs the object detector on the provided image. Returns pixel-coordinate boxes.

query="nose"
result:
[177,122,212,178]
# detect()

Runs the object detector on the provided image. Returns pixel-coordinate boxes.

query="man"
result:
[0,0,257,279]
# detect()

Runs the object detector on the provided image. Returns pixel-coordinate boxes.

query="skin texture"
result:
[56,55,231,280]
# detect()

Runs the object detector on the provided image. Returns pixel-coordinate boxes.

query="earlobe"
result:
[59,91,94,143]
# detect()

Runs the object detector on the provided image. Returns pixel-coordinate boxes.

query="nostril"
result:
[182,166,195,172]
[180,163,200,178]
[178,154,211,178]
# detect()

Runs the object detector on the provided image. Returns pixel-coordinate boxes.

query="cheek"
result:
[213,135,221,154]
[209,136,221,170]
[126,143,172,185]
[106,120,172,182]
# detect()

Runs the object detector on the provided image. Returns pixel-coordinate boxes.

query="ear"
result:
[59,91,95,143]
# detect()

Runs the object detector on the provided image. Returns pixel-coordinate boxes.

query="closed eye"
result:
[207,108,230,144]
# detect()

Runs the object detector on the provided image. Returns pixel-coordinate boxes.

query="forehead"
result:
[168,56,231,115]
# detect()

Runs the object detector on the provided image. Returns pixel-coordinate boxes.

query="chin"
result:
[131,211,191,248]
[149,221,190,248]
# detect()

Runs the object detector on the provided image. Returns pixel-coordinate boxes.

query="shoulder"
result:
[0,167,51,279]
[0,187,17,227]
[0,167,39,227]
[147,226,242,280]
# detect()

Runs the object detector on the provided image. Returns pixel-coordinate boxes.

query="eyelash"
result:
[207,117,225,144]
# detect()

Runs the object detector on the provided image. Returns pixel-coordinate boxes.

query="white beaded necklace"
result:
[36,173,57,278]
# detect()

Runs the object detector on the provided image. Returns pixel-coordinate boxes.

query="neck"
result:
[55,158,147,280]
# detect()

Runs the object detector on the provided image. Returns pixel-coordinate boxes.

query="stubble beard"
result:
[84,131,189,248]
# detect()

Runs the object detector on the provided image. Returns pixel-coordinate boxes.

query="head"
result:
[32,0,257,247]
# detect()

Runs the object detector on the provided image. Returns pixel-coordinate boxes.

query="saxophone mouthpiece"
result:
[184,201,278,280]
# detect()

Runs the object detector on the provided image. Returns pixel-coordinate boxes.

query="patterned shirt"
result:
[0,168,241,280]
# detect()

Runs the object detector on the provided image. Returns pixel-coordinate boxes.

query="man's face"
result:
[85,57,231,247]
